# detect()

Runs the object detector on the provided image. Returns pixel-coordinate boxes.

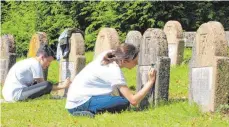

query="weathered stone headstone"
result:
[226,31,229,47]
[28,32,48,57]
[125,31,142,50]
[183,32,196,48]
[58,33,86,97]
[138,28,170,108]
[164,20,184,65]
[28,32,49,80]
[0,35,16,85]
[189,21,229,112]
[94,28,120,59]
[94,28,120,96]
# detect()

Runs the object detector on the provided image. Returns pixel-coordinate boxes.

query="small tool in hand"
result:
[151,64,155,67]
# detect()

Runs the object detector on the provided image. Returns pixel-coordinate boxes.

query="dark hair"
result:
[36,44,56,59]
[102,43,139,65]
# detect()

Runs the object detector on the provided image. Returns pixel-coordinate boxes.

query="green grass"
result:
[1,48,229,127]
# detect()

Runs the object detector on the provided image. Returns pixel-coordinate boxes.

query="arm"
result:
[33,78,45,83]
[52,77,72,91]
[119,68,156,106]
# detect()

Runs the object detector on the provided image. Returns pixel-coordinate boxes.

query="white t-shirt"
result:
[65,51,127,109]
[2,58,44,102]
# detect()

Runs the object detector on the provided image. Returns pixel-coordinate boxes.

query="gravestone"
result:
[125,31,142,50]
[226,31,229,47]
[94,28,120,59]
[58,33,86,97]
[94,28,120,96]
[183,32,196,48]
[189,21,229,112]
[28,32,49,80]
[164,20,184,65]
[138,28,170,108]
[0,35,16,85]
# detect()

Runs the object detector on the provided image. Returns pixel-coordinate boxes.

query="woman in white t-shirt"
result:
[66,43,156,117]
[2,44,71,102]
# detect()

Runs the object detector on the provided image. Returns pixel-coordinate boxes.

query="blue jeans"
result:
[68,95,130,115]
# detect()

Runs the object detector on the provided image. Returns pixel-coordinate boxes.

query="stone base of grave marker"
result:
[58,56,86,97]
[214,57,229,110]
[154,57,171,105]
[190,57,229,112]
[168,41,184,65]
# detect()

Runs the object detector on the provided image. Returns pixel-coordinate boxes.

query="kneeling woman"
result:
[66,43,156,117]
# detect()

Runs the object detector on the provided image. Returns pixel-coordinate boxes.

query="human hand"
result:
[147,67,156,85]
[62,77,72,89]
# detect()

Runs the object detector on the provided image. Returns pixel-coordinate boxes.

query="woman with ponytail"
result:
[66,43,156,117]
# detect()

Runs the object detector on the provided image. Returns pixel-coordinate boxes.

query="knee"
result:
[120,97,130,108]
[43,81,53,90]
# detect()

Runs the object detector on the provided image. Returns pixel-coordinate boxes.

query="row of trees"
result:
[1,1,229,56]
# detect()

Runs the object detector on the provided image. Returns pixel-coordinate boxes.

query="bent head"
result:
[36,44,55,69]
[103,43,139,69]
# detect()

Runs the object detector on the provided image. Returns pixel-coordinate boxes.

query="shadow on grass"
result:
[130,98,188,112]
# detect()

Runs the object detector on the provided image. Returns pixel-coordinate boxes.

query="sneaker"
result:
[72,111,95,118]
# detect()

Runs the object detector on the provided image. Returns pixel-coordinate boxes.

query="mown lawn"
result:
[1,48,229,127]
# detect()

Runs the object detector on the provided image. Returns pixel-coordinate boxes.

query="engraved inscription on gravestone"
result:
[139,66,151,85]
[168,43,176,65]
[142,37,157,64]
[192,67,213,106]
[61,61,75,81]
[199,34,208,55]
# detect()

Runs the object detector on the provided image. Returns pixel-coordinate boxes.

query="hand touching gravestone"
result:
[58,31,86,97]
[138,28,171,109]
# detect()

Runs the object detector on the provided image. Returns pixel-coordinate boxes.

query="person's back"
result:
[2,44,71,102]
[66,50,125,109]
[65,43,156,118]
[2,58,43,102]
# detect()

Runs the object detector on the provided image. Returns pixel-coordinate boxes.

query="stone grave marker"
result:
[58,32,86,97]
[0,35,16,85]
[138,28,170,108]
[164,20,184,65]
[226,31,229,47]
[183,32,196,48]
[94,28,120,59]
[125,31,142,50]
[94,28,120,96]
[28,32,49,80]
[189,21,229,112]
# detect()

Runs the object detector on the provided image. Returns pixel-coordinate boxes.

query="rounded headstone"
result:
[139,28,168,66]
[28,32,48,57]
[164,20,184,65]
[94,28,120,59]
[195,21,228,66]
[125,31,142,50]
[0,35,16,84]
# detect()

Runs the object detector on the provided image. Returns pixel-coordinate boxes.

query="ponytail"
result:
[101,51,117,65]
[101,43,139,65]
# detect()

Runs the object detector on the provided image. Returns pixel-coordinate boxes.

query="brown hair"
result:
[102,43,139,65]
